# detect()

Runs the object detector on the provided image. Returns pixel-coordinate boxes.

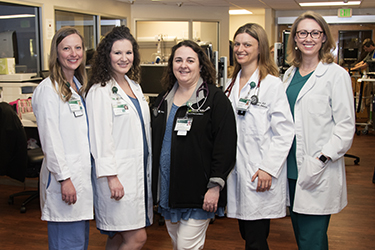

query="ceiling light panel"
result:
[299,1,361,7]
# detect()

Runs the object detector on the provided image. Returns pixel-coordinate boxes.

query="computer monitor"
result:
[0,31,18,64]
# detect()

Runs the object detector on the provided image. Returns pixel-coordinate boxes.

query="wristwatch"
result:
[319,154,329,164]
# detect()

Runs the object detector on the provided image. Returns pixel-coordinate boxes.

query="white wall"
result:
[2,0,131,68]
[229,14,265,41]
[131,4,230,59]
[228,9,277,46]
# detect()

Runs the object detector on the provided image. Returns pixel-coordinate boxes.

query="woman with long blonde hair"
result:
[32,27,93,250]
[225,23,295,250]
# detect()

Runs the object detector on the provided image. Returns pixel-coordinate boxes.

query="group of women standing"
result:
[225,11,354,250]
[33,26,152,250]
[31,10,354,250]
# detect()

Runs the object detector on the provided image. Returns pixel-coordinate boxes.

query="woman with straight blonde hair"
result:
[32,27,93,250]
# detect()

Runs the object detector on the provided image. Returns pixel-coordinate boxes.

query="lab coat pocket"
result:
[246,163,259,191]
[307,95,330,115]
[45,154,82,193]
[245,106,268,136]
[297,155,327,191]
[115,149,139,200]
[66,154,84,192]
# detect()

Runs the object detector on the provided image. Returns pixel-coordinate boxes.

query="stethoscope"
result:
[225,78,261,116]
[225,79,261,105]
[152,81,210,117]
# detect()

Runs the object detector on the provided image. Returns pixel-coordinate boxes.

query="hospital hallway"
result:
[0,133,374,250]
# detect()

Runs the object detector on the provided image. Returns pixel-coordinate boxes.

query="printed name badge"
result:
[111,95,129,116]
[174,117,193,136]
[237,98,250,112]
[68,98,83,117]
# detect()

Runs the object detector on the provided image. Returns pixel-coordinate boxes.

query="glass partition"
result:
[100,17,126,38]
[55,10,96,52]
[136,20,189,64]
[0,2,41,73]
[192,21,219,52]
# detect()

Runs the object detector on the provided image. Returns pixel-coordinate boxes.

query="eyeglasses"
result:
[296,30,323,39]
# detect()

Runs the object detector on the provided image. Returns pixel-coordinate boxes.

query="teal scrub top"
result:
[286,68,314,180]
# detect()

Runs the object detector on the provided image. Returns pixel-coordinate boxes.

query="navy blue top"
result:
[158,103,224,222]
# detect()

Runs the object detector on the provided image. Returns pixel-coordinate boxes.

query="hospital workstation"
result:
[0,0,375,249]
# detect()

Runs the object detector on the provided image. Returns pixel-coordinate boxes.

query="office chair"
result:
[344,154,360,165]
[0,102,44,213]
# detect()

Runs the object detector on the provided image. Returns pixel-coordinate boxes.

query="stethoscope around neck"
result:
[224,78,261,105]
[152,81,210,117]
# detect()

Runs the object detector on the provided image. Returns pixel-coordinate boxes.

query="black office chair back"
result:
[0,102,28,182]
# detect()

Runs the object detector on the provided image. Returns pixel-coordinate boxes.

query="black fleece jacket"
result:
[151,83,237,209]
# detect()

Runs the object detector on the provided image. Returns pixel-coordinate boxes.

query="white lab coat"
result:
[226,69,295,220]
[283,62,355,215]
[32,77,93,222]
[86,76,153,231]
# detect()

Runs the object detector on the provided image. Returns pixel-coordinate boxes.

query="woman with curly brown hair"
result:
[85,26,152,250]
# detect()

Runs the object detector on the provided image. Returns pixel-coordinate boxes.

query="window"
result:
[0,2,41,73]
[100,17,126,38]
[55,10,96,52]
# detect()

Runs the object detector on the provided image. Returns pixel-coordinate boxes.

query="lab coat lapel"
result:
[112,76,137,113]
[296,62,326,102]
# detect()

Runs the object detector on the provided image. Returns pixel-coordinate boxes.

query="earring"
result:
[295,46,298,50]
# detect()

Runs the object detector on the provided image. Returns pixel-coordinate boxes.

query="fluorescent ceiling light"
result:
[299,1,361,7]
[229,9,253,15]
[0,14,35,19]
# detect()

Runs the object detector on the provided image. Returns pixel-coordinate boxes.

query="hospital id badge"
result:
[68,98,83,117]
[237,98,250,110]
[237,98,250,116]
[111,95,128,116]
[174,117,193,136]
[112,103,129,115]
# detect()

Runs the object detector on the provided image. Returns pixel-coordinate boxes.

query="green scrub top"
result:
[286,68,314,180]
